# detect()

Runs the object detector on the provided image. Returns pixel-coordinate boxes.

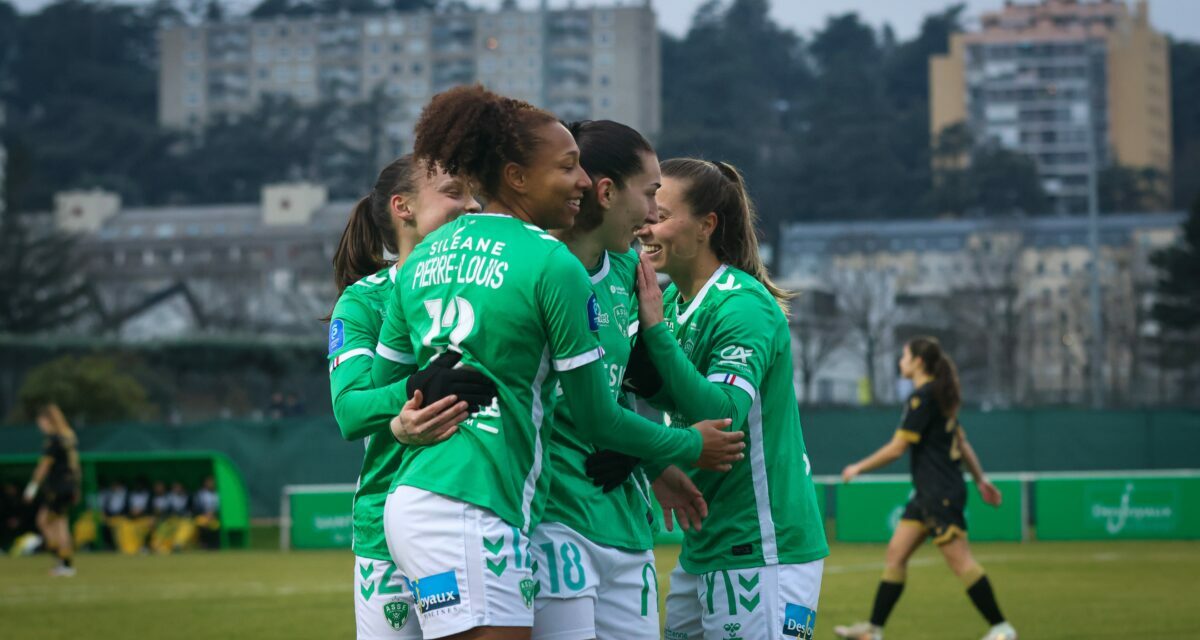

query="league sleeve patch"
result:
[587,293,600,332]
[910,396,921,410]
[783,603,816,638]
[328,319,345,355]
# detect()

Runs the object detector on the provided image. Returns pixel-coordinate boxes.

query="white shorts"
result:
[384,486,536,639]
[530,521,659,640]
[664,559,823,640]
[354,555,422,639]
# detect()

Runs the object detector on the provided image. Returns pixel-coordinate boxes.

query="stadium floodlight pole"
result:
[1084,43,1105,409]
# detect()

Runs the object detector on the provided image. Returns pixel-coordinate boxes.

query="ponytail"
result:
[907,337,961,417]
[330,155,418,296]
[660,158,793,314]
[40,404,77,446]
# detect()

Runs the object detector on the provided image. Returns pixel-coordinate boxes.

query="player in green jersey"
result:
[371,86,745,640]
[834,338,1016,640]
[327,155,495,640]
[622,158,828,640]
[530,120,707,640]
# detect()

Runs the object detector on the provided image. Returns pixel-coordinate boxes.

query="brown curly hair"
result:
[412,84,559,201]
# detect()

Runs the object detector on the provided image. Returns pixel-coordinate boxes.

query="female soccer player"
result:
[531,120,704,640]
[834,337,1016,640]
[371,86,744,640]
[327,155,491,640]
[23,403,80,576]
[629,158,828,640]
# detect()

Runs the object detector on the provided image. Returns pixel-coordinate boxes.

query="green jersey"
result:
[374,214,700,531]
[542,249,659,551]
[656,265,828,573]
[328,264,413,561]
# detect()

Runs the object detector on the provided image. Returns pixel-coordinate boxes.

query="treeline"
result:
[0,0,1197,222]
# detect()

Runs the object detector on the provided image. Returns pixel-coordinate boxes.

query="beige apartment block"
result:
[930,0,1171,213]
[159,1,661,154]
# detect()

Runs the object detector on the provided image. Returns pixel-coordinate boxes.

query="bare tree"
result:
[790,287,848,404]
[828,266,896,403]
[944,229,1026,406]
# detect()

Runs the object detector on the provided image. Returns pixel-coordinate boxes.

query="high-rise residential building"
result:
[930,0,1171,213]
[158,1,660,156]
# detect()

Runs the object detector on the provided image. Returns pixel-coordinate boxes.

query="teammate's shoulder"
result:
[338,266,394,307]
[710,267,781,313]
[603,249,640,286]
[609,248,640,271]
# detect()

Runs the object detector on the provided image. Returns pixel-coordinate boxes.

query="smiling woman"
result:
[628,157,828,640]
[369,86,744,640]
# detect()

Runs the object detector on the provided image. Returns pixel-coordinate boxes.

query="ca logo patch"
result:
[782,603,816,638]
[519,578,538,609]
[383,601,410,630]
[718,345,753,369]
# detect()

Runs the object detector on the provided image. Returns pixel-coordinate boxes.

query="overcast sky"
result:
[8,0,1200,42]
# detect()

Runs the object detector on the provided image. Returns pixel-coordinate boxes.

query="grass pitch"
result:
[2,540,1197,639]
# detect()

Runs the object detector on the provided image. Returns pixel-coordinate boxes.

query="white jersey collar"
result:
[676,264,729,325]
[589,251,611,285]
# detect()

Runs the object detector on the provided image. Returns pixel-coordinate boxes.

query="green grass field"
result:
[3,541,1198,639]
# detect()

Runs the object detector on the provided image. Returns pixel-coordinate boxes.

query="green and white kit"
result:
[371,214,702,634]
[327,264,421,638]
[533,249,662,640]
[641,264,829,640]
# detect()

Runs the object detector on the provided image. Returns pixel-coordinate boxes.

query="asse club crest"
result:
[383,601,410,630]
[519,578,538,609]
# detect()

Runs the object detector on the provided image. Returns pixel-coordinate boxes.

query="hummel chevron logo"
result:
[483,536,504,555]
[361,581,376,600]
[487,558,508,577]
[715,275,742,291]
[739,593,760,612]
[738,574,759,591]
[359,562,374,580]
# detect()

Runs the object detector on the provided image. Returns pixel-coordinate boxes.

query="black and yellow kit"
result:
[895,383,966,544]
[41,434,78,515]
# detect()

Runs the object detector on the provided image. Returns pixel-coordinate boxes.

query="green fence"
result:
[831,477,1024,542]
[1,410,1197,518]
[281,484,356,550]
[1034,471,1200,540]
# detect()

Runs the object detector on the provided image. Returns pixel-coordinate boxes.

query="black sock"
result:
[869,580,905,627]
[966,575,1005,626]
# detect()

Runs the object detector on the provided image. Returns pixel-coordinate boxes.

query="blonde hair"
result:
[39,404,77,446]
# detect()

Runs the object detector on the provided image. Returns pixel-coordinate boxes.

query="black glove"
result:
[584,449,641,493]
[621,335,663,397]
[406,351,497,414]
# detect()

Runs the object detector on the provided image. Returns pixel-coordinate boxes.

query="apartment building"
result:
[158,1,661,155]
[930,0,1171,213]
